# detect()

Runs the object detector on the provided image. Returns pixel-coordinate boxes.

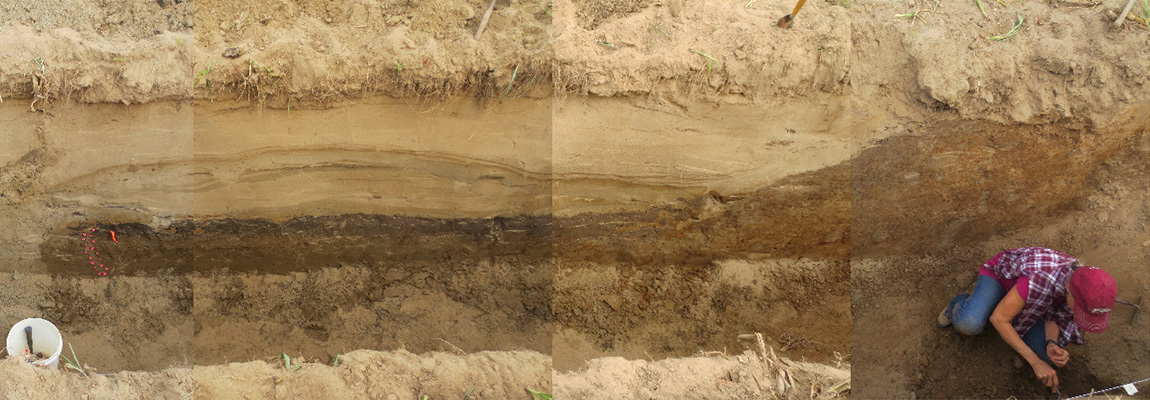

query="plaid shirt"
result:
[985,247,1083,346]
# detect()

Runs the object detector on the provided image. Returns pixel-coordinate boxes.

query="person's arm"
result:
[990,286,1059,392]
[1045,320,1069,367]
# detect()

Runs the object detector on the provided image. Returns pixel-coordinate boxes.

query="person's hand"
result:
[1032,361,1059,393]
[1047,343,1069,367]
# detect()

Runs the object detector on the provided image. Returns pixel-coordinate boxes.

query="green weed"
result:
[63,343,88,378]
[526,388,552,400]
[195,61,214,87]
[692,49,717,79]
[895,0,939,24]
[650,23,671,40]
[1142,0,1150,28]
[282,353,302,371]
[988,12,1024,41]
[501,63,520,99]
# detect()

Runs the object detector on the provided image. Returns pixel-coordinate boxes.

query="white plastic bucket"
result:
[6,318,63,369]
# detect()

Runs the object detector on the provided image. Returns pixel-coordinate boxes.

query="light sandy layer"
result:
[193,98,551,220]
[0,102,192,211]
[553,95,848,215]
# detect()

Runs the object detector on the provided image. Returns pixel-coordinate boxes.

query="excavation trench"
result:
[851,116,1150,399]
[190,98,555,366]
[5,98,559,370]
[185,95,855,368]
[6,96,860,372]
[550,95,853,371]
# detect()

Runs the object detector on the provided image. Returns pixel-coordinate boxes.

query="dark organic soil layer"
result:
[40,214,552,275]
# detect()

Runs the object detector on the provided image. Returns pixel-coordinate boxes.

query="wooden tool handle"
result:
[791,0,808,17]
[474,0,497,40]
[1115,0,1137,27]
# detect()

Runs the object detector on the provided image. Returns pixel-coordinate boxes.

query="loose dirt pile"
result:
[0,349,551,400]
[556,346,851,399]
[192,0,552,104]
[0,0,192,105]
[553,0,850,104]
[0,357,191,400]
[193,349,551,399]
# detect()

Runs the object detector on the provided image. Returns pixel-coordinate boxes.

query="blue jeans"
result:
[946,275,1052,364]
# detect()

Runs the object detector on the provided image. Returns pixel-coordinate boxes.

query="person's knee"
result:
[953,316,986,336]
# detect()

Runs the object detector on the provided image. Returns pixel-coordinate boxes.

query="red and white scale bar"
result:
[80,228,110,276]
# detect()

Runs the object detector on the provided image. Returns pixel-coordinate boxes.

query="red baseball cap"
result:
[1068,267,1117,333]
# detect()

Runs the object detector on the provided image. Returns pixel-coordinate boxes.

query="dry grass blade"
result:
[827,379,851,394]
[439,338,466,355]
[755,333,769,363]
